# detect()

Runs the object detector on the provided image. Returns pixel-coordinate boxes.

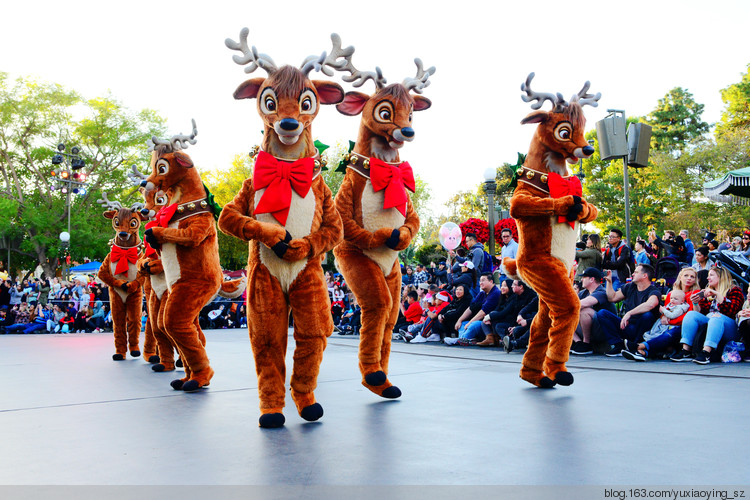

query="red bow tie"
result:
[111,245,139,275]
[253,151,314,225]
[144,220,159,257]
[154,204,178,228]
[548,172,582,229]
[369,158,415,216]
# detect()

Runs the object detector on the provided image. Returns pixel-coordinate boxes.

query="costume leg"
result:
[109,291,127,357]
[288,263,331,421]
[151,292,176,370]
[125,290,142,355]
[381,264,402,375]
[246,263,289,419]
[142,287,156,359]
[520,299,552,386]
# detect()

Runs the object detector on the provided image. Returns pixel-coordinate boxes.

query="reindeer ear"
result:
[103,210,117,219]
[521,111,549,125]
[173,151,194,168]
[233,78,266,100]
[413,95,432,111]
[312,81,345,105]
[336,92,369,116]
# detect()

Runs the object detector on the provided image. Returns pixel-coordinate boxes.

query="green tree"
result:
[716,63,750,137]
[0,73,165,277]
[646,87,709,153]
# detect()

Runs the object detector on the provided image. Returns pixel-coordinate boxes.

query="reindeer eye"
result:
[130,219,138,228]
[554,123,573,141]
[156,195,166,205]
[260,88,278,114]
[374,101,393,123]
[114,218,120,226]
[156,159,169,175]
[265,97,276,111]
[299,90,317,115]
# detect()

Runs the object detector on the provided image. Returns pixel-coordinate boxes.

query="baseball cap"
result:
[460,261,474,269]
[581,267,603,280]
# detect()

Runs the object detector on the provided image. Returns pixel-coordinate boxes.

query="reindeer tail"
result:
[218,276,247,299]
[502,257,519,280]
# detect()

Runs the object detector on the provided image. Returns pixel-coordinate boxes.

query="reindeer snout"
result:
[582,145,595,156]
[279,118,299,131]
[400,127,415,138]
[140,180,148,188]
[118,231,129,239]
[140,208,151,217]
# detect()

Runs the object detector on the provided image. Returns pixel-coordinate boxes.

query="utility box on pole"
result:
[627,123,652,168]
[596,111,628,161]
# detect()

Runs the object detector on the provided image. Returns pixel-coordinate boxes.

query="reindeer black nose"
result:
[118,232,129,239]
[140,209,150,216]
[583,145,595,156]
[401,127,415,138]
[279,118,299,131]
[140,180,148,188]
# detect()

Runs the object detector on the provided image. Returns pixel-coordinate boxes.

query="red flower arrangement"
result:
[459,218,489,246]
[495,218,518,242]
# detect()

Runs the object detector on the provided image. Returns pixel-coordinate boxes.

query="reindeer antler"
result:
[130,202,145,213]
[571,81,601,108]
[321,33,387,90]
[127,164,148,187]
[147,119,198,153]
[97,192,122,211]
[402,58,435,94]
[521,73,566,112]
[225,27,278,75]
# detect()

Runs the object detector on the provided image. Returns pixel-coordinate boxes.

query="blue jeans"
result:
[680,311,738,350]
[5,323,30,333]
[458,320,484,340]
[643,326,681,356]
[596,309,656,346]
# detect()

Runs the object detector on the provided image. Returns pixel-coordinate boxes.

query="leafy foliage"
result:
[646,87,709,153]
[716,64,750,138]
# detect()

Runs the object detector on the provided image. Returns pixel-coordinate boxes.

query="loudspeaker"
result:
[596,114,628,160]
[627,123,652,168]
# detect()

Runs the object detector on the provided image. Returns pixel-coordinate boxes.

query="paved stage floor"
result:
[1,329,748,489]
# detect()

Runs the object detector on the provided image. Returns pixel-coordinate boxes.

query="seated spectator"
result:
[445,273,500,345]
[502,295,539,353]
[88,300,106,333]
[394,290,423,333]
[572,267,616,355]
[403,291,451,343]
[679,229,695,264]
[446,260,477,296]
[597,264,661,356]
[436,284,471,339]
[622,289,689,361]
[3,303,31,333]
[736,298,750,361]
[75,306,93,333]
[17,304,52,334]
[401,266,415,287]
[478,279,536,347]
[336,297,361,335]
[692,246,711,272]
[633,239,651,266]
[670,266,744,364]
[622,267,700,361]
[236,304,248,329]
[58,311,75,333]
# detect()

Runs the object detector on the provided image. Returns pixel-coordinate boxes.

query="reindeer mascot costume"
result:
[96,195,147,360]
[503,73,599,388]
[218,29,344,428]
[141,121,223,392]
[323,35,433,398]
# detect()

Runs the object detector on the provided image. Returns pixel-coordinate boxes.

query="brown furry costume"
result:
[141,122,223,393]
[503,73,599,388]
[324,35,434,397]
[218,29,344,428]
[96,196,147,360]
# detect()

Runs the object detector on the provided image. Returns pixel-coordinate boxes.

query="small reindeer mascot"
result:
[141,121,223,392]
[96,194,147,360]
[324,35,433,398]
[218,28,344,428]
[503,73,599,388]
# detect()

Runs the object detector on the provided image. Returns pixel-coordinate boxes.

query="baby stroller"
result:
[654,255,680,287]
[709,250,750,290]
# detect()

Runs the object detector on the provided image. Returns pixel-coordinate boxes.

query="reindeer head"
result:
[324,34,433,161]
[143,120,204,206]
[520,73,600,175]
[226,28,345,159]
[98,193,147,245]
[129,165,171,219]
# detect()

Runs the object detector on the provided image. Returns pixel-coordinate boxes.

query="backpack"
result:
[480,250,493,274]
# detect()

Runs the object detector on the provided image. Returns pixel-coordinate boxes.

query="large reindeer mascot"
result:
[323,35,433,398]
[218,29,344,428]
[96,194,147,360]
[141,121,223,392]
[503,73,599,388]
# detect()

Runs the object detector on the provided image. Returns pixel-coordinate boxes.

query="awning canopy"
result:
[69,261,102,273]
[704,167,750,205]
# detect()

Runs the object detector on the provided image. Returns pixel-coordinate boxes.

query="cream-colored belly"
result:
[550,217,578,271]
[161,221,182,291]
[110,261,138,302]
[151,273,168,299]
[255,188,315,294]
[361,180,405,275]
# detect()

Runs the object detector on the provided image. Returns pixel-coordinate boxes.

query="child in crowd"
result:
[623,289,690,361]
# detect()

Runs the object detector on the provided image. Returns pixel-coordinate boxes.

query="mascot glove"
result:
[566,195,585,222]
[390,227,413,251]
[144,228,161,249]
[282,238,311,262]
[270,230,293,259]
[373,227,397,248]
[244,220,287,248]
[553,195,577,216]
[120,282,130,292]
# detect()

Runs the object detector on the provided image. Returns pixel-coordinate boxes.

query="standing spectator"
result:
[432,261,449,288]
[37,279,51,307]
[412,264,430,288]
[571,268,616,355]
[401,266,415,287]
[446,261,477,295]
[602,228,632,290]
[9,284,23,306]
[597,264,661,356]
[574,234,604,280]
[670,266,744,364]
[445,273,501,344]
[498,228,518,279]
[451,232,485,272]
[0,280,11,309]
[633,239,651,266]
[679,229,695,264]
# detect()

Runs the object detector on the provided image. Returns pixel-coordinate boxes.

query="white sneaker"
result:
[411,335,428,343]
[444,337,458,345]
[425,333,441,342]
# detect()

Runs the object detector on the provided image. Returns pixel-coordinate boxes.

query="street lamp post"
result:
[483,167,498,257]
[50,143,86,279]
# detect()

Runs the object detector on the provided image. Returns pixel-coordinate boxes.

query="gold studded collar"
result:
[170,199,212,224]
[345,152,404,179]
[516,165,556,195]
[249,145,324,179]
[109,241,144,250]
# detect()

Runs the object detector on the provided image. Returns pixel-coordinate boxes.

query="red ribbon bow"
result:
[154,204,178,228]
[548,172,582,229]
[253,151,314,225]
[369,158,415,216]
[111,245,139,275]
[144,220,159,257]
